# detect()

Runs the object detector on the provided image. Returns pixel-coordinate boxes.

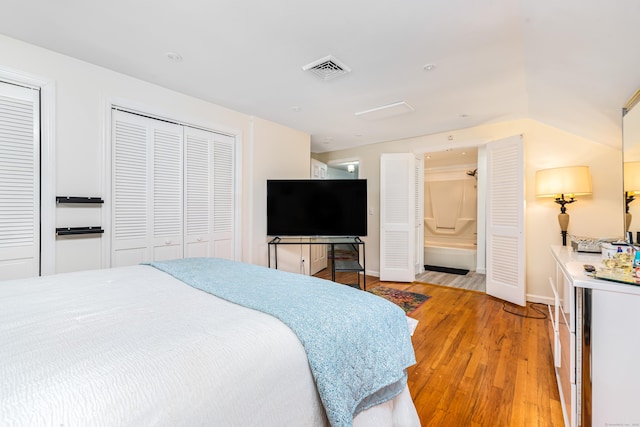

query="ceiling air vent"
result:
[302,55,351,81]
[355,101,415,121]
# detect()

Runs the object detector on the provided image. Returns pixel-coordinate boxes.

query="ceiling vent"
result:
[355,101,415,121]
[302,55,351,81]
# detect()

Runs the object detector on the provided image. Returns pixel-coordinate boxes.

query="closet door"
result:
[0,82,40,280]
[184,127,212,258]
[112,110,183,267]
[151,124,184,260]
[184,127,235,259]
[211,133,235,259]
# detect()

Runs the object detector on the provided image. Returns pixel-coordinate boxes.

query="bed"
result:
[0,257,420,427]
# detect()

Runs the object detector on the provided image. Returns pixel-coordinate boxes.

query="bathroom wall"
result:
[424,166,478,246]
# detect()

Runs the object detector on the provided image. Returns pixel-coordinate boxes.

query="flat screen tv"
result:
[267,179,367,237]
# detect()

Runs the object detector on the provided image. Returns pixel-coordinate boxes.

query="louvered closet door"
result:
[0,82,40,280]
[184,127,235,260]
[151,124,183,261]
[112,110,183,267]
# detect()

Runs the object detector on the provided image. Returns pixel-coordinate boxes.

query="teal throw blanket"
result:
[147,258,415,427]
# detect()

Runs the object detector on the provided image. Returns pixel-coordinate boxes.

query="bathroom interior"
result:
[325,154,485,289]
[423,148,481,279]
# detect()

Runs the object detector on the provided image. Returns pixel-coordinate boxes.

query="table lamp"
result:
[536,166,593,246]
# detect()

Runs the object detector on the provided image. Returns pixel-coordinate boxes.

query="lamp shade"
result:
[624,162,640,194]
[535,166,592,198]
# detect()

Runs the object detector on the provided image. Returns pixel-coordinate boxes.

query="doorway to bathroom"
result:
[416,147,486,292]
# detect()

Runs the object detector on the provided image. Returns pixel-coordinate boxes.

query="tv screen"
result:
[267,179,367,236]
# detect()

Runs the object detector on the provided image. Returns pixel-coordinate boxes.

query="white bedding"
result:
[0,265,419,426]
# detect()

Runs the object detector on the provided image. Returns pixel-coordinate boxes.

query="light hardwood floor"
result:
[314,267,565,426]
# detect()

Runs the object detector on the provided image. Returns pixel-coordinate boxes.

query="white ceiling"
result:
[2,0,640,153]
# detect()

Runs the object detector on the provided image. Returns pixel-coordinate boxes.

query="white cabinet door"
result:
[309,243,327,275]
[309,159,328,275]
[310,158,327,179]
[0,82,40,280]
[591,289,640,426]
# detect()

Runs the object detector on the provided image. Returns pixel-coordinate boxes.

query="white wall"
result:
[316,119,623,301]
[0,34,310,274]
[249,116,311,271]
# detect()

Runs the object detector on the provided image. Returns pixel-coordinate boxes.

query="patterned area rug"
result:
[368,286,431,315]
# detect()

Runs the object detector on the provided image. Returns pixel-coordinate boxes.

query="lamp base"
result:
[561,230,568,246]
[558,212,570,246]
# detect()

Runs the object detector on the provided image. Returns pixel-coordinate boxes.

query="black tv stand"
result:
[268,236,366,290]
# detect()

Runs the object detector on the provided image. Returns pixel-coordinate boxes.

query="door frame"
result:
[417,136,525,306]
[0,66,56,276]
[420,141,488,277]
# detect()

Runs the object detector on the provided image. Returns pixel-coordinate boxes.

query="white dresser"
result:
[549,245,640,426]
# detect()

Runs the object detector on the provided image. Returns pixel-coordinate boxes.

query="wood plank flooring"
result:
[314,268,565,426]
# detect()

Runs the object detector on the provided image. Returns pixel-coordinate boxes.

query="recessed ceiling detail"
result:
[302,55,351,81]
[355,101,415,121]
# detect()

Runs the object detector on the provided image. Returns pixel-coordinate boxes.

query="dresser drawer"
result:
[558,316,574,427]
[555,262,575,332]
[548,277,561,367]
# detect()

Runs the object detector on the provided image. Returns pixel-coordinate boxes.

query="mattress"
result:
[0,264,420,426]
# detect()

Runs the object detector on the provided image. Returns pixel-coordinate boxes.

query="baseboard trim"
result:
[525,294,553,305]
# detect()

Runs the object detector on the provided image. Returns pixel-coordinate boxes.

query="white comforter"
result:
[0,265,419,426]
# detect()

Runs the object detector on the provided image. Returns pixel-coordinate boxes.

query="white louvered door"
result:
[414,155,424,275]
[211,134,235,259]
[112,110,235,267]
[184,127,211,258]
[112,112,148,266]
[379,153,416,282]
[151,125,183,261]
[112,110,183,267]
[486,135,525,306]
[184,127,236,260]
[0,82,40,280]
